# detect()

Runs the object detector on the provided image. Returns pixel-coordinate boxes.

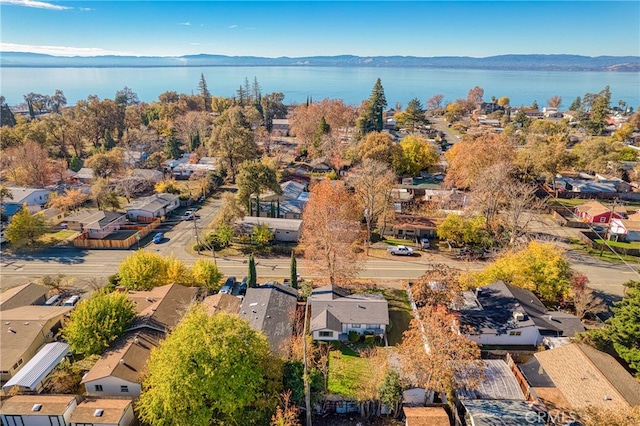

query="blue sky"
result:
[1,1,639,57]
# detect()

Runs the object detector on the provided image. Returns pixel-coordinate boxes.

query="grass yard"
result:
[594,239,640,249]
[327,344,372,398]
[383,288,412,346]
[569,238,640,264]
[39,230,78,243]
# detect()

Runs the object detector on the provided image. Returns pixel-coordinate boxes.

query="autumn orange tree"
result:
[299,179,362,284]
[46,188,89,213]
[444,133,515,189]
[399,306,482,406]
[410,264,462,308]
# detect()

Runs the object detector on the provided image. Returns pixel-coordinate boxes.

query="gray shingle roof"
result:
[124,193,179,213]
[239,283,298,354]
[309,285,389,331]
[458,282,584,337]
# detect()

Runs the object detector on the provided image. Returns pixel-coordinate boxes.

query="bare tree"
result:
[570,274,607,319]
[348,159,396,252]
[547,95,563,109]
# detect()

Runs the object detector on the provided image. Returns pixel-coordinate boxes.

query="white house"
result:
[609,218,640,242]
[124,193,180,221]
[2,187,52,219]
[309,285,389,341]
[456,281,584,347]
[236,217,302,242]
[82,284,196,397]
[70,398,135,426]
[0,395,78,426]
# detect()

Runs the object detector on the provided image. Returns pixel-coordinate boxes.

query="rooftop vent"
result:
[134,338,140,345]
[32,404,42,412]
[94,409,104,417]
[119,359,125,365]
[7,327,15,333]
[513,312,526,321]
[357,304,365,309]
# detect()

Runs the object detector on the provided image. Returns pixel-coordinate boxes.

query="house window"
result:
[12,363,18,370]
[94,385,103,392]
[351,324,362,329]
[509,331,522,336]
[319,331,333,338]
[366,324,378,329]
[49,416,62,426]
[121,385,129,392]
[600,217,607,223]
[18,358,23,366]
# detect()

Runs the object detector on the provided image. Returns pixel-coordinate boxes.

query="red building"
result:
[575,200,626,224]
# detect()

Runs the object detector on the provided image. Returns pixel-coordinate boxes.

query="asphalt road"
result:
[0,201,634,298]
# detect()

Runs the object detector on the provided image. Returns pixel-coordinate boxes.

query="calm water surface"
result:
[1,66,638,108]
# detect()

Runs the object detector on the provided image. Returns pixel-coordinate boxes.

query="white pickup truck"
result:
[387,245,414,256]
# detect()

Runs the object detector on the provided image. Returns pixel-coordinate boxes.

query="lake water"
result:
[1,66,638,109]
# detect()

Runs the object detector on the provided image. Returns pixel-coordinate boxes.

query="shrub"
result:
[348,330,360,342]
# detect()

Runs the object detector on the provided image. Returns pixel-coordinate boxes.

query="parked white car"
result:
[181,209,196,221]
[387,245,414,256]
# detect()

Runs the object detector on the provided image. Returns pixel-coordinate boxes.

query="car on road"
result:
[387,245,414,256]
[455,247,486,260]
[181,209,197,221]
[152,232,164,244]
[62,295,80,306]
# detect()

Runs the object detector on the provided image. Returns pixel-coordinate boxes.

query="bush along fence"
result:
[72,218,161,249]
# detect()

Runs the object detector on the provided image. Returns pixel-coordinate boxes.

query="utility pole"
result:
[302,300,312,426]
[600,198,618,256]
[193,213,201,254]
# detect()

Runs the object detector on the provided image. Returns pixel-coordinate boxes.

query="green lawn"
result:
[569,238,640,264]
[383,288,412,346]
[39,230,78,243]
[327,344,371,398]
[594,239,640,249]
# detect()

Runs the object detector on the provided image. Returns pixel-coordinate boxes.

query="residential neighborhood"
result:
[1,73,640,426]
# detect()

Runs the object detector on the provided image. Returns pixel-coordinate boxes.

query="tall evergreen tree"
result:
[248,253,257,288]
[290,251,298,289]
[164,128,182,159]
[313,116,331,149]
[0,96,16,127]
[569,96,582,111]
[198,73,211,112]
[357,78,387,136]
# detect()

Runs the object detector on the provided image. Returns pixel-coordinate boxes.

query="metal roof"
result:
[3,342,69,393]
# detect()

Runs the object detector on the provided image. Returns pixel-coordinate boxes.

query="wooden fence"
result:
[72,218,161,249]
[551,207,589,228]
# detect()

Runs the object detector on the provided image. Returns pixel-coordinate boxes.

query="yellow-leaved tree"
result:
[464,241,573,305]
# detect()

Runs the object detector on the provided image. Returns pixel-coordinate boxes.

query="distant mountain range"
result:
[1,52,639,71]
